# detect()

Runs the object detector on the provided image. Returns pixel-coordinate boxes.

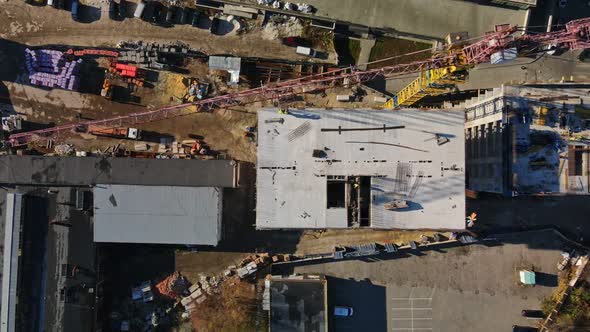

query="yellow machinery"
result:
[392,31,472,107]
[382,98,395,109]
[396,65,466,107]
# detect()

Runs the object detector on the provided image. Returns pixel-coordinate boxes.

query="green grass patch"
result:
[561,282,590,324]
[348,39,361,64]
[544,280,590,329]
[368,37,432,69]
[303,25,334,51]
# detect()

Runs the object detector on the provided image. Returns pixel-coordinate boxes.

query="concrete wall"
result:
[464,88,510,194]
[466,120,508,193]
[567,147,590,194]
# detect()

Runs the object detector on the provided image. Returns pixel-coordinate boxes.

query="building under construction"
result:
[461,83,590,195]
[256,108,466,230]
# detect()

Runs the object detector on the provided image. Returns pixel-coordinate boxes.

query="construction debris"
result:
[155,271,190,299]
[1,115,22,132]
[262,15,303,40]
[257,0,315,13]
[54,144,75,156]
[208,56,241,85]
[384,199,409,210]
[131,281,154,303]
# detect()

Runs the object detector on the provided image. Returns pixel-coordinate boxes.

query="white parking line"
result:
[391,288,435,332]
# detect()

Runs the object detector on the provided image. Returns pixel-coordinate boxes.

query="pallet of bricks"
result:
[109,61,145,87]
[25,48,81,91]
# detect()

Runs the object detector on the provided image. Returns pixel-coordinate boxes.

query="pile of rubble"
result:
[180,253,294,312]
[155,271,190,299]
[54,144,75,156]
[262,15,303,40]
[256,0,315,13]
[111,279,180,331]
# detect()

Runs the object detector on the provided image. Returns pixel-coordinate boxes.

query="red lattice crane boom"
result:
[6,18,590,147]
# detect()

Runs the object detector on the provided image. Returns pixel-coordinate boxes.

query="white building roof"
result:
[93,185,222,245]
[256,109,465,229]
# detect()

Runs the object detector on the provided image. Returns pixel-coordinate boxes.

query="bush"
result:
[561,282,590,323]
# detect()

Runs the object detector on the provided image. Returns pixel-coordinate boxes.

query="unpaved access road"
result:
[0,1,335,62]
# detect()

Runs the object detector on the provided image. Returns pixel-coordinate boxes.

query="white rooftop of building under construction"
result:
[256,108,466,230]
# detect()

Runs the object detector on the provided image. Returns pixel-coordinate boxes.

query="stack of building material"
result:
[25,48,82,91]
[131,281,154,303]
[180,284,208,311]
[115,63,138,77]
[155,271,189,299]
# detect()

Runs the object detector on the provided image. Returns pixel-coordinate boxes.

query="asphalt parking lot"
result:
[299,0,526,39]
[274,229,569,332]
[328,277,387,332]
[388,287,434,332]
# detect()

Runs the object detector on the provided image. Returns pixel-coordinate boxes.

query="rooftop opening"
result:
[327,181,346,208]
[359,176,371,227]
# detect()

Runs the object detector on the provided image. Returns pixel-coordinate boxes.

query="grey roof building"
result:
[208,56,241,85]
[268,274,327,332]
[1,188,96,332]
[0,156,241,188]
[93,185,222,245]
[256,108,465,230]
[1,193,22,332]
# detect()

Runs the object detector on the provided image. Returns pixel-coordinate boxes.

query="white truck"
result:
[134,0,146,18]
[296,46,317,58]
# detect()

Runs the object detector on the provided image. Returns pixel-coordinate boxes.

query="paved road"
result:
[328,277,387,332]
[301,0,527,40]
[385,50,590,95]
[468,195,590,246]
[274,230,566,332]
[459,51,590,90]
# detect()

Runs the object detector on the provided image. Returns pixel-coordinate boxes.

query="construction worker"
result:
[277,108,289,115]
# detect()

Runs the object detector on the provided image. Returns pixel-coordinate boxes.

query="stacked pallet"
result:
[25,48,82,91]
[114,63,137,77]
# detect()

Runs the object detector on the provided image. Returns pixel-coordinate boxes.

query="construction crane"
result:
[395,65,466,107]
[5,18,590,147]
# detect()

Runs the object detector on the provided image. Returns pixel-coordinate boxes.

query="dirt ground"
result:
[296,229,447,255]
[367,37,433,69]
[3,57,388,161]
[173,230,447,283]
[175,251,252,283]
[0,1,336,62]
[190,278,265,332]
